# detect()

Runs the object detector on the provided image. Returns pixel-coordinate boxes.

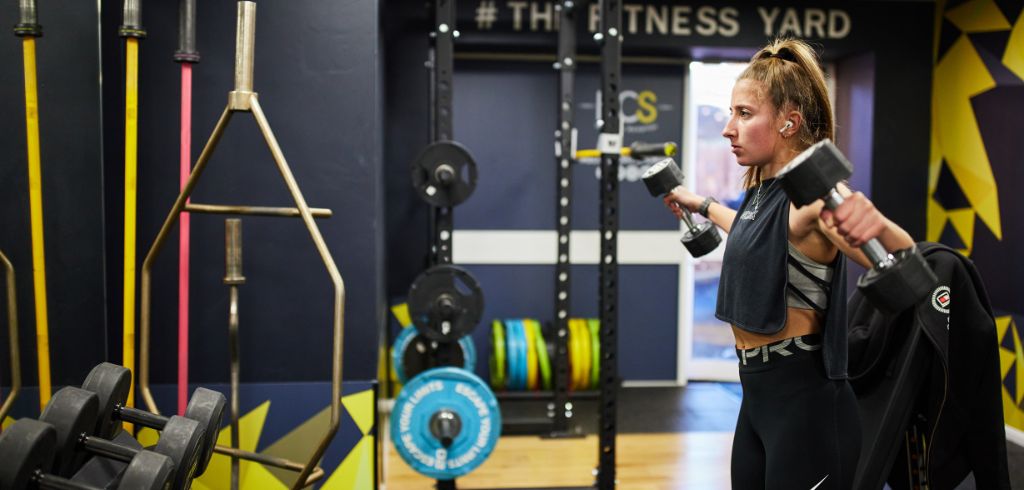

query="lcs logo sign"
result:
[594,89,660,126]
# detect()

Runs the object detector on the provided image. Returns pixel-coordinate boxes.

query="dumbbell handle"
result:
[665,199,699,234]
[35,471,102,490]
[79,433,138,463]
[116,404,168,430]
[823,189,894,268]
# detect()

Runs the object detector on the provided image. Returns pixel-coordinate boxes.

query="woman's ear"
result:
[779,111,803,137]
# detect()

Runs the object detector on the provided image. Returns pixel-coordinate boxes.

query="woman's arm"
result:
[813,183,914,269]
[663,186,736,233]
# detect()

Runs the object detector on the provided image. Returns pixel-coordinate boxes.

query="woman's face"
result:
[722,78,784,168]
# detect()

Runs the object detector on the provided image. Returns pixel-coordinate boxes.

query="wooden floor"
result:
[383,432,734,489]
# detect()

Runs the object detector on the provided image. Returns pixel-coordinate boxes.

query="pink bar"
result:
[178,64,193,416]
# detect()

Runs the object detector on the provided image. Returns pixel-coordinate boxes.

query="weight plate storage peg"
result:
[393,326,477,383]
[390,367,501,480]
[411,141,478,207]
[408,265,485,342]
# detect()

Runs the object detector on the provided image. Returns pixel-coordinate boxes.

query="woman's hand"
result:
[662,185,702,219]
[819,191,887,248]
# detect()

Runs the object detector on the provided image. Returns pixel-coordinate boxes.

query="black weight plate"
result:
[118,450,175,490]
[0,419,57,489]
[398,329,467,382]
[154,416,204,490]
[39,386,100,477]
[411,141,478,207]
[777,139,853,207]
[82,362,132,439]
[682,222,722,258]
[183,388,225,476]
[640,158,684,197]
[857,246,939,313]
[408,265,484,342]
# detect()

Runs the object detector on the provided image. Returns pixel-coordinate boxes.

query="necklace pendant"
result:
[740,210,756,220]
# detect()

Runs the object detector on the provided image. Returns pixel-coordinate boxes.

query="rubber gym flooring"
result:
[384,383,1024,489]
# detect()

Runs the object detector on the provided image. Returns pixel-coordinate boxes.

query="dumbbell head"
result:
[117,451,175,490]
[38,387,100,477]
[681,222,722,258]
[81,362,132,439]
[84,363,223,478]
[0,419,57,489]
[856,245,939,313]
[40,386,203,490]
[155,416,204,490]
[0,418,174,490]
[641,158,685,197]
[183,388,226,475]
[776,139,852,208]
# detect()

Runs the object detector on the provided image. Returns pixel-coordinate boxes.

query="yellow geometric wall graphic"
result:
[128,389,377,489]
[997,316,1024,430]
[945,0,1012,32]
[1006,9,1024,78]
[927,1,1014,253]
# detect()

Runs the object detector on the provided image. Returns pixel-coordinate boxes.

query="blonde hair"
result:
[738,38,833,189]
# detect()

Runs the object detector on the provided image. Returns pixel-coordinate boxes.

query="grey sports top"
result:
[715,178,850,379]
[786,242,834,313]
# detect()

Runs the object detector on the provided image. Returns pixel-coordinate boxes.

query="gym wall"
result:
[925,1,1024,434]
[0,0,384,411]
[383,0,934,382]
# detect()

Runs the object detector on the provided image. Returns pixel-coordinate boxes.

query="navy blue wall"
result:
[0,1,384,409]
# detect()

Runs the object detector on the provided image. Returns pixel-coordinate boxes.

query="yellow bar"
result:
[22,37,51,411]
[123,38,140,419]
[574,148,634,159]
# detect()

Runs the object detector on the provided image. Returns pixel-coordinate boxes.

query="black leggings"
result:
[732,335,861,489]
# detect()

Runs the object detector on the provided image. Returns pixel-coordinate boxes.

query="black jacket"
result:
[847,242,1010,489]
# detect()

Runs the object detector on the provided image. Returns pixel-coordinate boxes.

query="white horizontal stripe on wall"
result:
[452,229,706,265]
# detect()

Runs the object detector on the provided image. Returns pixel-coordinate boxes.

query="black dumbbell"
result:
[39,386,203,490]
[641,158,722,258]
[82,362,224,475]
[0,418,174,490]
[776,139,939,312]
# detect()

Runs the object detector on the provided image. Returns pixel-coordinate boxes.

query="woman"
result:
[665,39,915,488]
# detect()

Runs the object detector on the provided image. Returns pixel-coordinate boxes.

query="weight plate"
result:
[390,367,501,480]
[529,320,552,391]
[640,158,685,197]
[490,320,506,390]
[682,221,722,258]
[776,139,853,208]
[184,387,226,475]
[0,419,57,489]
[588,319,601,389]
[513,320,527,391]
[38,387,100,477]
[410,141,478,207]
[408,265,484,342]
[393,326,475,384]
[118,450,175,490]
[579,319,592,390]
[524,318,538,390]
[154,416,204,490]
[856,245,939,313]
[505,320,520,390]
[81,362,132,440]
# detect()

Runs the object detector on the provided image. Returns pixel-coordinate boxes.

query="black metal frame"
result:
[421,1,622,488]
[595,1,621,487]
[430,0,455,266]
